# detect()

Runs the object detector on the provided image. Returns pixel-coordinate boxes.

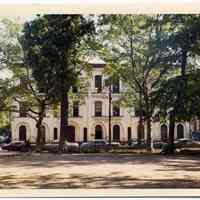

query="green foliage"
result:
[20,15,95,100]
[154,70,200,121]
[97,15,173,114]
[153,15,200,122]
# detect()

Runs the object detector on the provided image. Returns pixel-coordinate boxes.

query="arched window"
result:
[161,124,168,141]
[19,125,26,141]
[67,126,75,142]
[128,127,132,141]
[177,124,184,139]
[53,128,58,140]
[95,101,102,117]
[83,127,87,142]
[95,125,103,139]
[137,123,144,140]
[113,125,120,141]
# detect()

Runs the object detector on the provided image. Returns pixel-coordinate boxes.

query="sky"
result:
[0,0,198,78]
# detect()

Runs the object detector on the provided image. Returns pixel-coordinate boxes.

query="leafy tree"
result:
[0,18,55,150]
[0,18,24,136]
[11,67,56,150]
[97,15,176,151]
[21,15,95,151]
[153,14,200,153]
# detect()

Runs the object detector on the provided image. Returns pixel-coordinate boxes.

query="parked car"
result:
[192,131,200,141]
[0,135,11,145]
[128,138,137,146]
[80,139,110,153]
[2,141,31,152]
[42,142,80,153]
[130,139,146,149]
[153,139,165,149]
[42,143,59,152]
[110,141,121,148]
[174,138,199,148]
[160,143,176,155]
[64,142,80,153]
[161,138,200,154]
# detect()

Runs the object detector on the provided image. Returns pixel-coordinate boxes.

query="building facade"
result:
[11,61,192,143]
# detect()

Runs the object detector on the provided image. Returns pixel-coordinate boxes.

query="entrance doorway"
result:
[95,125,103,139]
[113,125,120,141]
[177,124,184,139]
[161,124,168,142]
[19,125,26,141]
[67,126,75,142]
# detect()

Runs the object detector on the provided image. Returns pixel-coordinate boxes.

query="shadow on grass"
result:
[0,153,200,168]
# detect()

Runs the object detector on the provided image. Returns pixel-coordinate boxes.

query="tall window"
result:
[95,75,102,93]
[113,125,120,141]
[113,103,120,116]
[73,101,79,117]
[53,128,58,140]
[128,127,132,140]
[137,124,144,140]
[95,101,102,116]
[19,103,27,117]
[161,124,168,141]
[177,124,184,139]
[19,125,26,141]
[83,128,87,142]
[112,79,120,93]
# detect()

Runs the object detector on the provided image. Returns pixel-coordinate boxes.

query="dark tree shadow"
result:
[0,154,199,188]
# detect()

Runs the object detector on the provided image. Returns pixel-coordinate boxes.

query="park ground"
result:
[0,153,199,188]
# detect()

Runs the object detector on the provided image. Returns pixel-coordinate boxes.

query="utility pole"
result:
[108,83,112,145]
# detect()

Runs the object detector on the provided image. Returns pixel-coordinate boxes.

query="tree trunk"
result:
[36,104,45,152]
[59,90,69,152]
[146,116,152,152]
[144,88,152,152]
[138,90,143,144]
[36,120,43,152]
[168,109,175,154]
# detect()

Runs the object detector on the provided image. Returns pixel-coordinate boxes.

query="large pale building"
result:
[11,61,191,143]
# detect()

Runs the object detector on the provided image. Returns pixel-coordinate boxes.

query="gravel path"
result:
[0,153,199,188]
